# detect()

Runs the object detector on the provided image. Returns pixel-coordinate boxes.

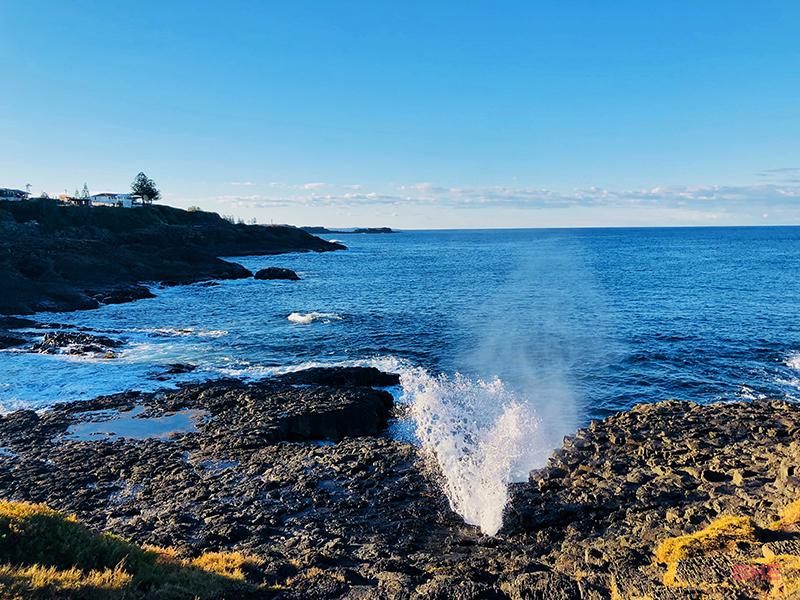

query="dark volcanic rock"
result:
[254,267,300,281]
[0,332,28,348]
[163,363,197,375]
[0,316,38,329]
[161,379,395,443]
[154,363,198,381]
[91,284,156,305]
[276,366,401,388]
[31,331,123,357]
[2,383,799,599]
[0,199,344,315]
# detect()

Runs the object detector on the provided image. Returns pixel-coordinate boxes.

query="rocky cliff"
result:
[0,199,344,314]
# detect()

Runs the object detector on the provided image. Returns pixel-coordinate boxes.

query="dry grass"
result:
[654,516,757,589]
[771,499,800,531]
[653,502,800,596]
[654,515,756,566]
[284,565,346,588]
[0,500,265,599]
[191,551,262,581]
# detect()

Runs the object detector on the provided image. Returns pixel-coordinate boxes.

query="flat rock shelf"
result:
[1,367,800,598]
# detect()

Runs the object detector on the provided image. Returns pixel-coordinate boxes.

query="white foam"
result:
[738,385,766,401]
[126,327,228,338]
[287,312,343,324]
[787,353,800,371]
[400,367,542,536]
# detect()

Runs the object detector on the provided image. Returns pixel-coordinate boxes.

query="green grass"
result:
[0,198,224,232]
[0,500,265,599]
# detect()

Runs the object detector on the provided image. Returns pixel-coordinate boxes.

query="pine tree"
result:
[131,172,160,204]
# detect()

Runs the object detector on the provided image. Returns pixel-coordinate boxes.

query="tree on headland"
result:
[131,172,160,204]
[80,183,90,199]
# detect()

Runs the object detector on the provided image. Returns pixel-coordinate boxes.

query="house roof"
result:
[90,193,142,199]
[0,188,29,196]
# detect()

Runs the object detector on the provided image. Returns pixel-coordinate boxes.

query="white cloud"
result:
[230,181,255,186]
[212,182,800,215]
[303,182,327,190]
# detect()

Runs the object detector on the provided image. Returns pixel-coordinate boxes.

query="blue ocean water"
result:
[2,227,800,429]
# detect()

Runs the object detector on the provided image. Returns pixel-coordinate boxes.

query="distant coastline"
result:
[301,226,395,234]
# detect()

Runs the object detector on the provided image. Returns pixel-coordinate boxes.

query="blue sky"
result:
[1,1,799,228]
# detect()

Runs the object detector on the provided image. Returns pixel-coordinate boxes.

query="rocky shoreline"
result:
[0,199,344,315]
[1,364,799,598]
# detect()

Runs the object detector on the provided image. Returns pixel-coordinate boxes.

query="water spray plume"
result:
[402,368,540,536]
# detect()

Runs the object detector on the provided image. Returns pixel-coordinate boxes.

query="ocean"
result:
[2,227,800,445]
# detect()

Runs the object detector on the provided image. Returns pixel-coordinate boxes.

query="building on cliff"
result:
[0,188,30,202]
[89,192,144,208]
[58,194,91,206]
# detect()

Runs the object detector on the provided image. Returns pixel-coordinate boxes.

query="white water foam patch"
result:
[787,353,800,371]
[401,368,541,536]
[287,312,342,324]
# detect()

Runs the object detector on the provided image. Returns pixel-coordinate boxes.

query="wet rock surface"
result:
[163,363,198,375]
[254,267,301,281]
[90,284,156,305]
[31,330,123,357]
[1,373,799,598]
[0,332,27,349]
[275,366,401,388]
[0,316,37,349]
[0,316,38,329]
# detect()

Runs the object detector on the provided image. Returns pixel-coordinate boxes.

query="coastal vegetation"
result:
[0,500,263,599]
[129,172,160,204]
[652,500,800,596]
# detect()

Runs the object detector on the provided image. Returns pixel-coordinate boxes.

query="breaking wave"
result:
[787,353,800,371]
[287,312,343,324]
[400,367,542,536]
[126,327,228,338]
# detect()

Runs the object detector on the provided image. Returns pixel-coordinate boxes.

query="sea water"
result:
[2,227,800,533]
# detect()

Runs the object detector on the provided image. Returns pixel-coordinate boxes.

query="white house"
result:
[89,193,142,208]
[0,188,30,202]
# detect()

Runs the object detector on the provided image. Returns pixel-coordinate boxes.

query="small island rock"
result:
[254,267,300,281]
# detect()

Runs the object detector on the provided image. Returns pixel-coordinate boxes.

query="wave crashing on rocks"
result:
[402,368,540,536]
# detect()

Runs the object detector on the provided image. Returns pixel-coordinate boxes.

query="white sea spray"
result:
[401,368,541,536]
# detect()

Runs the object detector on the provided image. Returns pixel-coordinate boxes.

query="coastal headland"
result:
[0,198,344,315]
